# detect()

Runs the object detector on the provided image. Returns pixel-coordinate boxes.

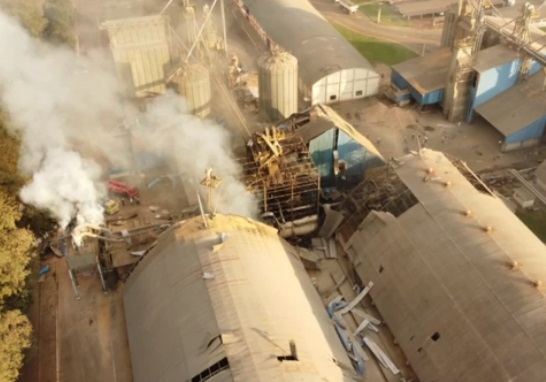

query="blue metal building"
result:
[390,49,451,106]
[282,104,384,188]
[467,44,542,122]
[475,70,546,151]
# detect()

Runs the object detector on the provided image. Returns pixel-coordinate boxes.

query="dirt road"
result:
[57,259,133,382]
[311,0,442,53]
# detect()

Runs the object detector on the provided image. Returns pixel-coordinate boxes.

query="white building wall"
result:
[311,68,380,105]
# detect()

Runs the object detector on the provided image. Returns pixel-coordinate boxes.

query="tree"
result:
[0,309,32,382]
[0,0,47,37]
[43,0,76,47]
[0,118,34,382]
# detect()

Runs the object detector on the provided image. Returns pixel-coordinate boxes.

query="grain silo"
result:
[101,15,172,98]
[184,6,198,46]
[258,49,298,121]
[123,214,356,382]
[174,64,212,118]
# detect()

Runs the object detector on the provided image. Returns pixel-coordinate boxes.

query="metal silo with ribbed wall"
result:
[257,49,298,121]
[174,64,212,118]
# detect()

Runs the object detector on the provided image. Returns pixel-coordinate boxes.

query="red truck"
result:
[107,180,140,200]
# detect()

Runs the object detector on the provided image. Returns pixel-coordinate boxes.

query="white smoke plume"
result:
[0,11,256,229]
[137,95,257,218]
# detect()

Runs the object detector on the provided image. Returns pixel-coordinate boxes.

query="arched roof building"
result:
[234,0,380,105]
[124,214,355,382]
[345,149,546,381]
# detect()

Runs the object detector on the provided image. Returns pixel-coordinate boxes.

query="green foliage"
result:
[333,22,418,66]
[43,0,76,47]
[0,211,34,301]
[358,2,409,27]
[0,0,47,37]
[0,309,32,382]
[0,119,34,382]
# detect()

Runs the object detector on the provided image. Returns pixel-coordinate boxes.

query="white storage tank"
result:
[257,49,298,121]
[174,64,212,118]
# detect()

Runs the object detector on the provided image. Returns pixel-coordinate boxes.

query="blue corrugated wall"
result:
[338,130,384,185]
[391,69,444,106]
[505,116,546,144]
[467,59,542,122]
[309,129,335,182]
[309,129,384,187]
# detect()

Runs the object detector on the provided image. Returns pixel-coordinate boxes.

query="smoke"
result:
[0,11,256,230]
[137,95,257,218]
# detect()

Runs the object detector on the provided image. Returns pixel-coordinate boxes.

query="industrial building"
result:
[395,0,504,19]
[391,0,546,150]
[278,104,385,188]
[233,0,380,105]
[340,149,546,381]
[390,49,451,106]
[101,15,175,98]
[123,214,357,382]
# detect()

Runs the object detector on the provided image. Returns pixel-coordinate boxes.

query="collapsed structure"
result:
[123,214,356,382]
[339,149,546,381]
[241,127,321,238]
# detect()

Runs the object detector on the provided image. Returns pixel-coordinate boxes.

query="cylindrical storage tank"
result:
[184,6,197,46]
[440,5,457,49]
[175,64,212,118]
[257,49,298,121]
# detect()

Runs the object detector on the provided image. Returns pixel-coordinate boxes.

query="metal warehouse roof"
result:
[346,149,546,381]
[289,104,384,160]
[124,214,355,382]
[396,0,504,17]
[243,0,377,86]
[472,44,518,74]
[391,49,451,94]
[475,71,546,137]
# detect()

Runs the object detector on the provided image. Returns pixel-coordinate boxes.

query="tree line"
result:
[0,0,76,380]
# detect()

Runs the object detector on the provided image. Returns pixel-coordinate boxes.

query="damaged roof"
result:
[289,104,384,161]
[124,214,354,382]
[346,149,546,382]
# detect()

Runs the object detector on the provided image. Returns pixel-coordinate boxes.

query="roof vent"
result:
[509,260,520,270]
[426,167,434,174]
[483,225,493,233]
[444,181,452,188]
[462,210,472,217]
[533,280,542,289]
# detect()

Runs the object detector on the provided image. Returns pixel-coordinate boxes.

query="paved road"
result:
[310,0,442,53]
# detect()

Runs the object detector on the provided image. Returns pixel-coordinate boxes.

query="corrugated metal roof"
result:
[124,215,355,382]
[475,71,546,137]
[473,44,518,74]
[395,0,503,17]
[346,149,546,382]
[291,104,384,161]
[391,49,451,94]
[243,0,377,87]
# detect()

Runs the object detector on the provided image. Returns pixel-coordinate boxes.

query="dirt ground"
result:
[59,259,133,382]
[331,98,546,173]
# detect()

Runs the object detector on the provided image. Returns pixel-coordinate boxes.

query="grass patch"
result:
[517,209,546,243]
[358,2,408,26]
[333,22,418,65]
